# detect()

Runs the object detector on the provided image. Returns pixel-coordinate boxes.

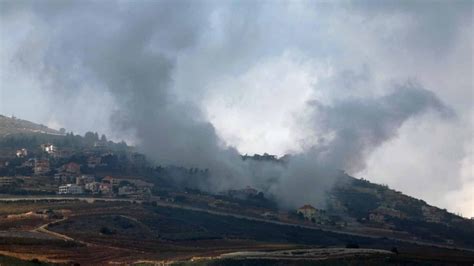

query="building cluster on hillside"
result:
[367,205,406,224]
[58,174,153,199]
[295,204,346,227]
[58,183,83,195]
[0,142,155,200]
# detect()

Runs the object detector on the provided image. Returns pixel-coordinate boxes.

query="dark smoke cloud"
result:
[1,0,453,209]
[307,82,452,173]
[268,82,450,208]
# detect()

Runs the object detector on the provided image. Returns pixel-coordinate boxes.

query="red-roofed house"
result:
[297,204,317,220]
[61,162,81,175]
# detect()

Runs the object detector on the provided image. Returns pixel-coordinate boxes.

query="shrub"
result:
[100,226,115,235]
[345,243,359,248]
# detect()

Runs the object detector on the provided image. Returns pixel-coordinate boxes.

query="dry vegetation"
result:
[0,199,473,265]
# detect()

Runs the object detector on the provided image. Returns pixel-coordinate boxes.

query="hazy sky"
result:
[0,0,472,216]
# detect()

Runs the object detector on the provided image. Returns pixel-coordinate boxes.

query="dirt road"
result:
[1,195,473,252]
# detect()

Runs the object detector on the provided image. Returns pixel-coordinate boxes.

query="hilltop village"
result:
[0,132,305,218]
[1,138,153,199]
[0,134,424,226]
[0,126,473,252]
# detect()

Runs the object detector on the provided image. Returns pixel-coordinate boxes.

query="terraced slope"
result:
[0,115,62,137]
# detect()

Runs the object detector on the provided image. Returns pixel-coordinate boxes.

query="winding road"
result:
[1,195,473,253]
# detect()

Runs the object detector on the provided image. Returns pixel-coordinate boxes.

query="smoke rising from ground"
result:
[1,1,469,211]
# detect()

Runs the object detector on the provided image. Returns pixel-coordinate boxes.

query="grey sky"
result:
[0,0,472,216]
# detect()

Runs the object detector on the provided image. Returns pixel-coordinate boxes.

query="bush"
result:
[391,247,399,254]
[100,226,115,235]
[345,243,359,248]
[30,258,41,264]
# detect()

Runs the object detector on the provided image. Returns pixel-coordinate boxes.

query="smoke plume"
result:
[1,0,455,209]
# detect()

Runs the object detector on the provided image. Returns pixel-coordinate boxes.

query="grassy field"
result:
[0,200,473,265]
[0,254,52,266]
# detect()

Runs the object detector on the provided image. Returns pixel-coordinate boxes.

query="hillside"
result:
[329,175,474,247]
[241,154,474,248]
[0,115,63,137]
[0,116,473,264]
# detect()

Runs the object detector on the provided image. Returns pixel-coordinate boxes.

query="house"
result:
[101,176,153,189]
[117,183,152,198]
[34,159,50,175]
[99,182,113,195]
[262,211,278,220]
[87,156,101,168]
[16,148,28,158]
[22,159,35,167]
[93,141,107,149]
[228,186,259,199]
[297,205,317,220]
[60,162,81,175]
[102,176,119,187]
[54,173,76,184]
[0,176,15,186]
[76,175,95,185]
[242,186,258,196]
[118,185,136,196]
[127,179,154,190]
[84,181,101,193]
[112,178,152,197]
[41,144,56,155]
[369,212,385,223]
[58,184,83,195]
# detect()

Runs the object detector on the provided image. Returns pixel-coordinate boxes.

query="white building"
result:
[118,185,136,196]
[84,181,101,193]
[58,184,83,195]
[42,144,56,155]
[16,148,28,158]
